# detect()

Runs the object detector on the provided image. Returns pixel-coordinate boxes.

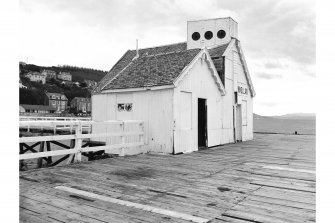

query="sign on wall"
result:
[238,86,248,95]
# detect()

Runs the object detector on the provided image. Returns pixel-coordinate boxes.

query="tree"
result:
[19,88,45,105]
[80,82,87,88]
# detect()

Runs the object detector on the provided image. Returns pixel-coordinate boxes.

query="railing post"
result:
[74,121,82,162]
[53,122,56,134]
[37,141,45,168]
[67,138,75,164]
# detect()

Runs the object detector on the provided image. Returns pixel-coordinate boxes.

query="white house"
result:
[57,72,72,81]
[19,79,27,89]
[25,71,46,84]
[92,17,255,155]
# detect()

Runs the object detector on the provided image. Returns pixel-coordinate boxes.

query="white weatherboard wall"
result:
[230,44,253,141]
[174,56,225,153]
[173,44,253,154]
[92,45,253,155]
[92,89,174,155]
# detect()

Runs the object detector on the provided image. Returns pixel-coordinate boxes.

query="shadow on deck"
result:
[20,133,315,223]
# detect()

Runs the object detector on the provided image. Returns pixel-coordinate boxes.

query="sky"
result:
[19,0,315,116]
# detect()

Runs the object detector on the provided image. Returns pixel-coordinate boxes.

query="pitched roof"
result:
[27,71,45,76]
[208,43,230,58]
[234,40,256,97]
[94,42,231,93]
[45,92,68,100]
[72,97,91,102]
[20,104,56,111]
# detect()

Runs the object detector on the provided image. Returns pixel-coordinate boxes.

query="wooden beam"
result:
[37,141,45,168]
[46,141,52,165]
[262,166,316,174]
[20,148,77,160]
[55,186,210,223]
[67,139,76,165]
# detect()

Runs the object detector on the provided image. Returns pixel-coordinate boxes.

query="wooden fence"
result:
[20,116,91,121]
[19,120,144,168]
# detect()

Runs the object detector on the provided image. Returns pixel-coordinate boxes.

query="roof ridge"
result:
[206,42,231,49]
[188,16,237,23]
[140,49,196,58]
[101,59,136,91]
[130,42,186,51]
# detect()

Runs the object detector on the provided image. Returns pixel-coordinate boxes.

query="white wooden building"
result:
[92,17,255,155]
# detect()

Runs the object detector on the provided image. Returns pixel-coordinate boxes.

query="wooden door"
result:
[236,104,242,142]
[198,98,207,149]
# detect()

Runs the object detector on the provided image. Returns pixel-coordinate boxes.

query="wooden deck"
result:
[20,133,315,223]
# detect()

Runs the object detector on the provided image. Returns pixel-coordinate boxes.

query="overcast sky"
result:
[19,0,315,116]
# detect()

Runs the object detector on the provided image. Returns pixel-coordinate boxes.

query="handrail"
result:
[19,116,92,121]
[19,120,145,162]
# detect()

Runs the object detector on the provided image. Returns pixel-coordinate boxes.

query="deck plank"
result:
[20,133,315,222]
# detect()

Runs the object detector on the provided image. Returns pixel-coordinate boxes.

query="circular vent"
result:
[217,30,226,39]
[204,31,213,40]
[192,32,200,41]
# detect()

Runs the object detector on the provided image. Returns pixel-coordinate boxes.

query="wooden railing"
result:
[19,120,144,166]
[20,116,91,121]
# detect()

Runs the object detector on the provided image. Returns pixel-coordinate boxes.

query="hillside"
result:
[19,63,107,82]
[253,113,316,120]
[274,113,316,120]
[253,113,316,135]
[19,63,107,107]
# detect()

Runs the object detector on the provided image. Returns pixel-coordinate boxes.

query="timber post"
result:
[37,141,45,168]
[67,130,76,164]
[74,121,83,162]
[46,141,52,165]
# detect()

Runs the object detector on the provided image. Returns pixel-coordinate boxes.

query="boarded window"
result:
[118,103,133,112]
[180,92,192,129]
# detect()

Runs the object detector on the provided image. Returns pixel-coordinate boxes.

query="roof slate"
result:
[103,49,200,90]
[94,42,230,93]
[208,43,230,58]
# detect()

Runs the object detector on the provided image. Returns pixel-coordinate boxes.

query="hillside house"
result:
[19,104,56,114]
[25,71,46,84]
[45,92,68,112]
[42,69,57,80]
[19,79,27,89]
[84,80,98,89]
[57,72,72,81]
[92,17,255,155]
[70,97,91,113]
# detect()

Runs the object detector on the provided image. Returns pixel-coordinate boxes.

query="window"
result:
[204,31,213,40]
[192,32,200,41]
[217,30,226,39]
[118,103,132,112]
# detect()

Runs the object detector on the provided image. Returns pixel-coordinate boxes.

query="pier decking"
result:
[20,133,315,223]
